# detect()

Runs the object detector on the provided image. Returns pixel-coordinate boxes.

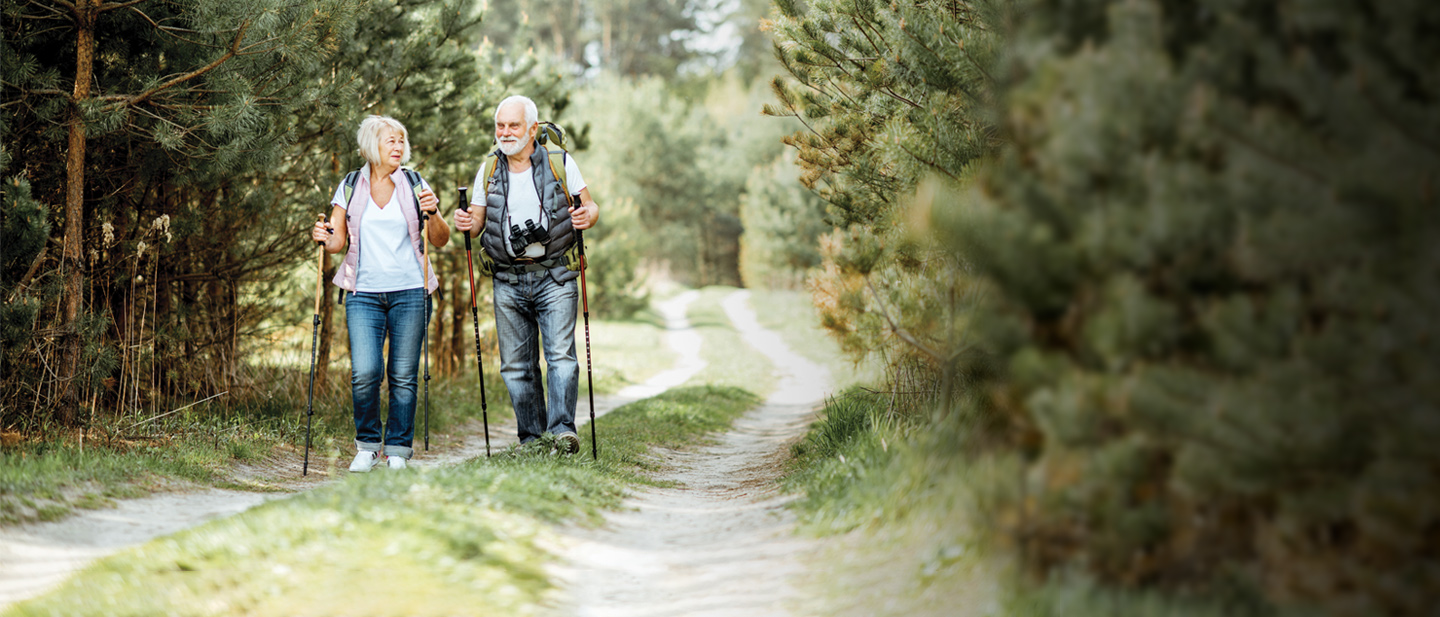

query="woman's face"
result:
[378,127,406,168]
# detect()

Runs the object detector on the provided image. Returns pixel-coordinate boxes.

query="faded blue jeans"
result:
[493,271,579,443]
[346,288,429,459]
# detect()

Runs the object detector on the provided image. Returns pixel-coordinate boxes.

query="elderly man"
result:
[453,95,599,454]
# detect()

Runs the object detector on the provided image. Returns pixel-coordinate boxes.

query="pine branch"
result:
[865,276,946,363]
[901,142,961,181]
[1358,76,1440,158]
[17,0,71,21]
[125,5,212,47]
[5,247,50,303]
[36,0,78,21]
[106,20,252,112]
[96,0,146,13]
[1212,121,1324,183]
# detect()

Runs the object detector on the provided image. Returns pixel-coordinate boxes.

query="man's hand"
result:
[455,205,478,235]
[569,201,598,230]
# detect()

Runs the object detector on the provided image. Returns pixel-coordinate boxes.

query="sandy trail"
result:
[548,289,833,617]
[0,291,705,610]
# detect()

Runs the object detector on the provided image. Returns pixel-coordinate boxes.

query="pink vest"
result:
[331,165,440,294]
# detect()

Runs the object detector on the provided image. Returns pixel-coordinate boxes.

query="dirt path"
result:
[547,289,833,617]
[0,291,706,610]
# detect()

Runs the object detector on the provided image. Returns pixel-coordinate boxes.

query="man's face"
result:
[495,103,535,156]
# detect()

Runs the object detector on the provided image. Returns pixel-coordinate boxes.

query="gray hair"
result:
[355,115,411,167]
[494,95,538,127]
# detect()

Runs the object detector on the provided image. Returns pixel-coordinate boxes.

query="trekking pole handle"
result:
[457,187,472,251]
[315,213,335,244]
[314,214,331,318]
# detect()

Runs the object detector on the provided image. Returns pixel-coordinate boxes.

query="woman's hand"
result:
[313,206,346,254]
[311,217,333,244]
[418,187,440,217]
[419,187,451,248]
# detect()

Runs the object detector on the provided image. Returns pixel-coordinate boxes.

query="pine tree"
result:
[948,1,1440,613]
[764,0,1014,407]
[3,0,365,420]
[0,0,540,421]
[738,151,828,289]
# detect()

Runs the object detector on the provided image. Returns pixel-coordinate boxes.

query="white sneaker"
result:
[349,451,378,473]
[387,456,407,470]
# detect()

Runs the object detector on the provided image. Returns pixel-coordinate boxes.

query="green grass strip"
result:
[4,385,758,617]
[686,286,777,394]
[0,372,510,526]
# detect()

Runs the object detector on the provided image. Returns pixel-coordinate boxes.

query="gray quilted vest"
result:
[479,144,578,284]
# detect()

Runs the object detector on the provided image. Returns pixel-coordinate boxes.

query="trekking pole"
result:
[457,187,491,457]
[418,188,432,451]
[304,214,330,476]
[577,230,597,460]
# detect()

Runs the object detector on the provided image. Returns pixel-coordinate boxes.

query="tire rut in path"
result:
[548,289,834,617]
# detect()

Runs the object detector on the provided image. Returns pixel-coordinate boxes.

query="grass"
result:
[3,385,759,617]
[0,302,675,525]
[578,305,673,395]
[747,288,882,390]
[0,365,510,525]
[779,387,1003,617]
[685,286,778,394]
[781,388,1284,617]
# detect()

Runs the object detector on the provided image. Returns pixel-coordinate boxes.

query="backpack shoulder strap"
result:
[400,168,424,195]
[483,155,498,194]
[545,150,572,208]
[341,170,361,207]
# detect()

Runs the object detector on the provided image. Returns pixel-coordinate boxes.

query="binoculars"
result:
[509,219,546,249]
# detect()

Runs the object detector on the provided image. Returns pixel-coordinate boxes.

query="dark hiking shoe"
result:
[557,432,580,455]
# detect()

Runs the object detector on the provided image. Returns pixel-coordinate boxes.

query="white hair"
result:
[494,95,538,127]
[355,115,411,167]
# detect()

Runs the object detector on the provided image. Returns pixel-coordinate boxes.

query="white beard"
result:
[498,137,523,156]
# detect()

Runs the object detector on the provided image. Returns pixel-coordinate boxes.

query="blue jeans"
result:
[494,271,579,443]
[346,288,429,459]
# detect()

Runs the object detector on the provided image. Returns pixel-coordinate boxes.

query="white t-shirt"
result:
[469,154,586,258]
[330,178,431,292]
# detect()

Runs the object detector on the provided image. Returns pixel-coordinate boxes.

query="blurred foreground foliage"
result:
[773,0,1440,615]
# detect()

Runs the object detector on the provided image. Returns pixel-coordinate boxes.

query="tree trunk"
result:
[58,0,99,425]
[449,265,466,379]
[317,257,335,390]
[317,152,340,390]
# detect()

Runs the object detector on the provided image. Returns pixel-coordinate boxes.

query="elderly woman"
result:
[310,115,449,472]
